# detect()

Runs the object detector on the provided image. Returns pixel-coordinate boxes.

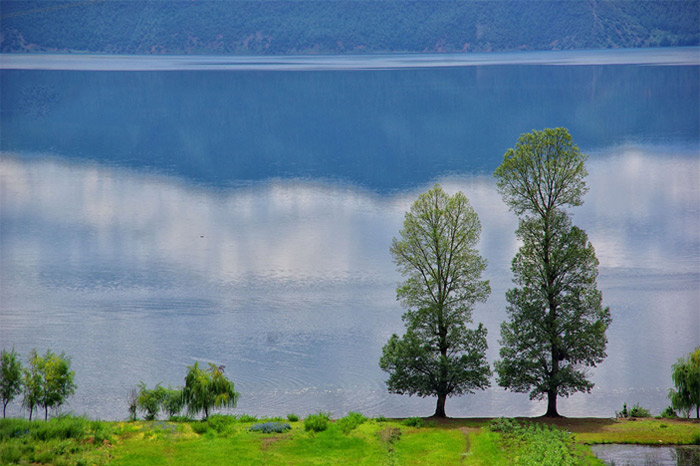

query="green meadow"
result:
[1,415,698,465]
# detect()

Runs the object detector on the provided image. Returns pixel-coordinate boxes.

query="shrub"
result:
[206,414,236,434]
[629,403,651,418]
[337,411,367,434]
[516,426,576,466]
[0,444,22,464]
[489,417,521,434]
[660,406,678,419]
[33,416,88,441]
[490,419,576,466]
[692,431,700,445]
[286,413,299,422]
[0,418,30,440]
[249,422,291,434]
[237,414,258,423]
[401,417,424,428]
[375,415,387,422]
[616,403,629,418]
[304,412,329,433]
[190,422,209,435]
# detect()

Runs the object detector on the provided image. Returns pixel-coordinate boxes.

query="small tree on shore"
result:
[23,349,77,420]
[1,348,23,418]
[183,362,238,420]
[136,382,166,420]
[669,347,700,419]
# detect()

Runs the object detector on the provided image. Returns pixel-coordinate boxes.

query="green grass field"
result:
[1,415,698,465]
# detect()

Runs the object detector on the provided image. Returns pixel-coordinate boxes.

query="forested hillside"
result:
[1,0,698,55]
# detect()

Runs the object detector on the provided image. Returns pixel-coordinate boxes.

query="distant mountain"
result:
[1,0,698,55]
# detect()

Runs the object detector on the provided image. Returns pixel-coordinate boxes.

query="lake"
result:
[0,48,698,421]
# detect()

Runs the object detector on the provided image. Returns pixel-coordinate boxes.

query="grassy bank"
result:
[1,415,698,465]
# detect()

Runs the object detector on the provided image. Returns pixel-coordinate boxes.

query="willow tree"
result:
[379,184,491,418]
[183,362,238,420]
[493,128,611,417]
[669,347,700,418]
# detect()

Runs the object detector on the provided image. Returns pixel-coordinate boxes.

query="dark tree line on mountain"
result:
[1,0,698,55]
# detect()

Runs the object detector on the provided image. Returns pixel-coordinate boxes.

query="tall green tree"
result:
[1,348,23,418]
[493,128,611,417]
[183,362,239,420]
[23,349,77,420]
[668,347,700,418]
[379,184,491,418]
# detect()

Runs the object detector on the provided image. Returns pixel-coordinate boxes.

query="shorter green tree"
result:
[1,348,24,418]
[379,185,492,417]
[162,386,185,419]
[183,362,239,420]
[23,349,77,420]
[23,355,42,421]
[668,347,700,418]
[137,382,166,420]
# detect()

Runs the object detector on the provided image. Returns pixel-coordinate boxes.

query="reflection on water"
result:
[2,60,698,191]
[591,444,700,466]
[1,146,698,420]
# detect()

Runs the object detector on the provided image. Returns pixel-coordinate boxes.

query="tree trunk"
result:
[434,393,447,418]
[28,407,33,421]
[44,405,48,421]
[545,390,561,417]
[3,401,6,418]
[696,405,699,419]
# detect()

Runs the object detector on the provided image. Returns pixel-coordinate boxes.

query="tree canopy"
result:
[493,128,610,417]
[22,349,77,421]
[379,184,491,418]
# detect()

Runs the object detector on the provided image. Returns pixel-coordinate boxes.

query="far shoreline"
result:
[1,46,698,71]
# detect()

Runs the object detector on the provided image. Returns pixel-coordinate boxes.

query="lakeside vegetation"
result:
[2,1,698,55]
[1,414,698,465]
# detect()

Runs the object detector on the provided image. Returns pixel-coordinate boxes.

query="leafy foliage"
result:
[629,403,651,418]
[336,411,367,434]
[206,414,237,434]
[303,412,329,433]
[380,184,491,417]
[493,128,610,417]
[182,362,239,420]
[1,348,23,418]
[22,350,77,421]
[401,417,425,428]
[489,418,576,466]
[668,347,700,418]
[162,387,185,419]
[136,383,165,421]
[660,406,678,419]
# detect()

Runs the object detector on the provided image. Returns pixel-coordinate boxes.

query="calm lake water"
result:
[591,444,700,466]
[1,49,698,420]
